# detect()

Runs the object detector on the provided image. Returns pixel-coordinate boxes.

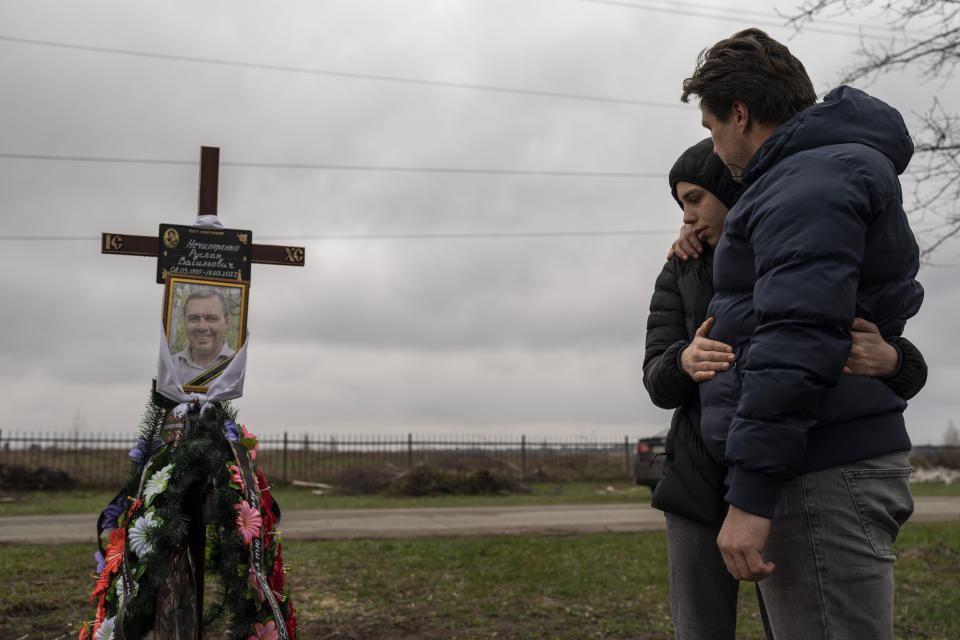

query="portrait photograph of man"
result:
[163,276,248,389]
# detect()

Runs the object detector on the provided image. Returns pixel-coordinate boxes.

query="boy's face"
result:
[675,181,730,247]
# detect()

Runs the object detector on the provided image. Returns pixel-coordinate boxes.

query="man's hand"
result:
[843,317,898,376]
[717,505,775,582]
[666,223,703,261]
[680,317,735,381]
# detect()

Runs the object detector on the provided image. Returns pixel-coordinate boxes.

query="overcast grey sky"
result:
[1,0,957,444]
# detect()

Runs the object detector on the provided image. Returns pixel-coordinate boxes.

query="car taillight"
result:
[635,442,650,454]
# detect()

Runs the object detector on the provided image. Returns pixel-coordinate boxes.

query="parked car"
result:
[633,430,667,489]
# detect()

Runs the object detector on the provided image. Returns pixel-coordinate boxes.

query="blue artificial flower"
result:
[99,494,131,531]
[128,436,164,470]
[128,444,145,464]
[224,419,240,442]
[94,550,105,574]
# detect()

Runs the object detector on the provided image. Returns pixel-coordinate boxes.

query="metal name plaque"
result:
[157,224,253,283]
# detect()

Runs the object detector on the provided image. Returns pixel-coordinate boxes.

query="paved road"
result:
[2,497,958,545]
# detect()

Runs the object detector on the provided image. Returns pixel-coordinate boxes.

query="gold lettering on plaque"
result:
[104,234,124,251]
[283,247,304,264]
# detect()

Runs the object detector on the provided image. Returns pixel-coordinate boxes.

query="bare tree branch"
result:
[789,0,960,260]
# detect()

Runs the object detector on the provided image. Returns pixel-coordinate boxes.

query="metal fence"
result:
[0,430,638,488]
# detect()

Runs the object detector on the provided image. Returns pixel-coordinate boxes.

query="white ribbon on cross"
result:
[193,214,224,229]
[155,327,248,416]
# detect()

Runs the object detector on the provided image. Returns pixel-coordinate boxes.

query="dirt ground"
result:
[294,617,675,640]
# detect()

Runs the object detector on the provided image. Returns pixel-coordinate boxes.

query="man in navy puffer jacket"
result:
[680,28,923,640]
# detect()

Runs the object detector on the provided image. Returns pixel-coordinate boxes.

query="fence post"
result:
[407,433,413,469]
[282,432,288,484]
[624,435,631,481]
[521,435,527,482]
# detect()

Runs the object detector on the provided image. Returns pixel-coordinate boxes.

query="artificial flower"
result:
[269,545,285,594]
[248,567,265,601]
[94,616,115,640]
[286,604,298,638]
[78,621,90,640]
[143,463,174,503]
[93,550,105,574]
[246,620,279,640]
[114,574,137,606]
[229,464,244,490]
[115,576,127,604]
[259,484,276,533]
[118,497,143,529]
[224,418,240,441]
[235,500,262,545]
[104,528,125,569]
[92,528,125,601]
[128,437,164,470]
[95,593,106,624]
[239,424,259,459]
[128,511,160,557]
[99,494,129,531]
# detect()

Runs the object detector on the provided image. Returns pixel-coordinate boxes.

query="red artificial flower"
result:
[95,595,106,624]
[269,544,285,593]
[92,527,125,602]
[103,528,125,572]
[286,603,298,637]
[260,495,276,533]
[78,622,90,640]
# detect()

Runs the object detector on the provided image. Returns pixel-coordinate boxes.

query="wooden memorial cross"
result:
[101,146,306,268]
[99,146,303,638]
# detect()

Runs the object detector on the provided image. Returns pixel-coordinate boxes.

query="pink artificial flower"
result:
[235,500,262,545]
[241,424,259,460]
[229,464,244,489]
[246,620,279,640]
[248,567,265,601]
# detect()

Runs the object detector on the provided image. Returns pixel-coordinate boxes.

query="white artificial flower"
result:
[142,463,174,503]
[128,511,159,557]
[115,574,137,604]
[95,616,115,640]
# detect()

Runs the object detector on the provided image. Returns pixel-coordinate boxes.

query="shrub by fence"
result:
[0,431,638,489]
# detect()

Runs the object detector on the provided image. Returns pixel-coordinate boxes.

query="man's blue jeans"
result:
[758,451,913,640]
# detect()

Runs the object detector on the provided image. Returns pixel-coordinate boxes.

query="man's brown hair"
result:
[681,28,817,126]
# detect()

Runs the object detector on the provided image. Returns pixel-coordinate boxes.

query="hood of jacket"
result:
[742,85,914,185]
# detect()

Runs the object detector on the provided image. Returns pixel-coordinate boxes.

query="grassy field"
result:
[0,481,652,516]
[1,522,957,639]
[1,481,956,516]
